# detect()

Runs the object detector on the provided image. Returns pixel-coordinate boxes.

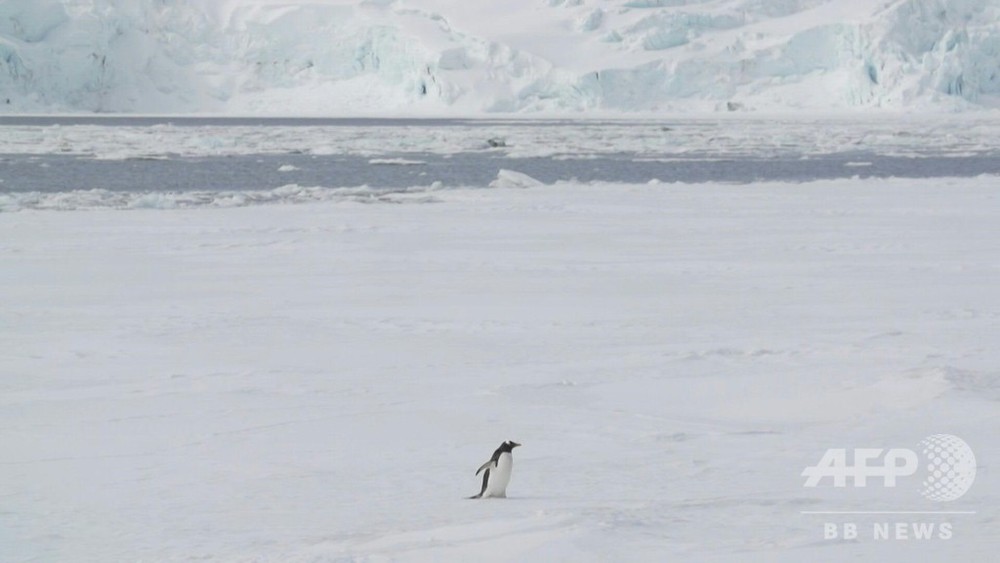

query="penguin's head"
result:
[503,440,521,451]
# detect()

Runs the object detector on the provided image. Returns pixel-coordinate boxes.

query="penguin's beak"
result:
[512,442,521,448]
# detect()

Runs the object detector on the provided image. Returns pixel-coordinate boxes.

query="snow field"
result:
[2,177,998,561]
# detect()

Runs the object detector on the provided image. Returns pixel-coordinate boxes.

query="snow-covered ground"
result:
[2,175,997,561]
[1,0,1000,114]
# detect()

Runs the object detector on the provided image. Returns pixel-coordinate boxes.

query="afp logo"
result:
[802,434,977,502]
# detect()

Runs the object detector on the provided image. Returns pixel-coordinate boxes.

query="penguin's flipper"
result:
[468,468,490,499]
[475,460,496,475]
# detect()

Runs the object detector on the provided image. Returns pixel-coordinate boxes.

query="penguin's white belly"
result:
[484,452,513,498]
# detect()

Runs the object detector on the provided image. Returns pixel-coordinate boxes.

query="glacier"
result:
[0,0,998,115]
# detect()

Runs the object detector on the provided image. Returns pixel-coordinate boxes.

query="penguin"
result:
[469,440,520,499]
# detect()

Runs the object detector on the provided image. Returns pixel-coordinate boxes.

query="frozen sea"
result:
[1,117,998,562]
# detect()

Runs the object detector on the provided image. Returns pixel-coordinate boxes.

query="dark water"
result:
[2,116,999,194]
[2,152,1000,194]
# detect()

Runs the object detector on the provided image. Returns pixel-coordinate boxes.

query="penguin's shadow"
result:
[464,495,556,501]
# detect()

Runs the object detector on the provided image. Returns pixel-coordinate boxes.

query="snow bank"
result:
[0,184,449,212]
[1,0,999,114]
[489,169,544,189]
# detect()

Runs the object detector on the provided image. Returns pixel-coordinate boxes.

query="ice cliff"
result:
[1,0,998,114]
